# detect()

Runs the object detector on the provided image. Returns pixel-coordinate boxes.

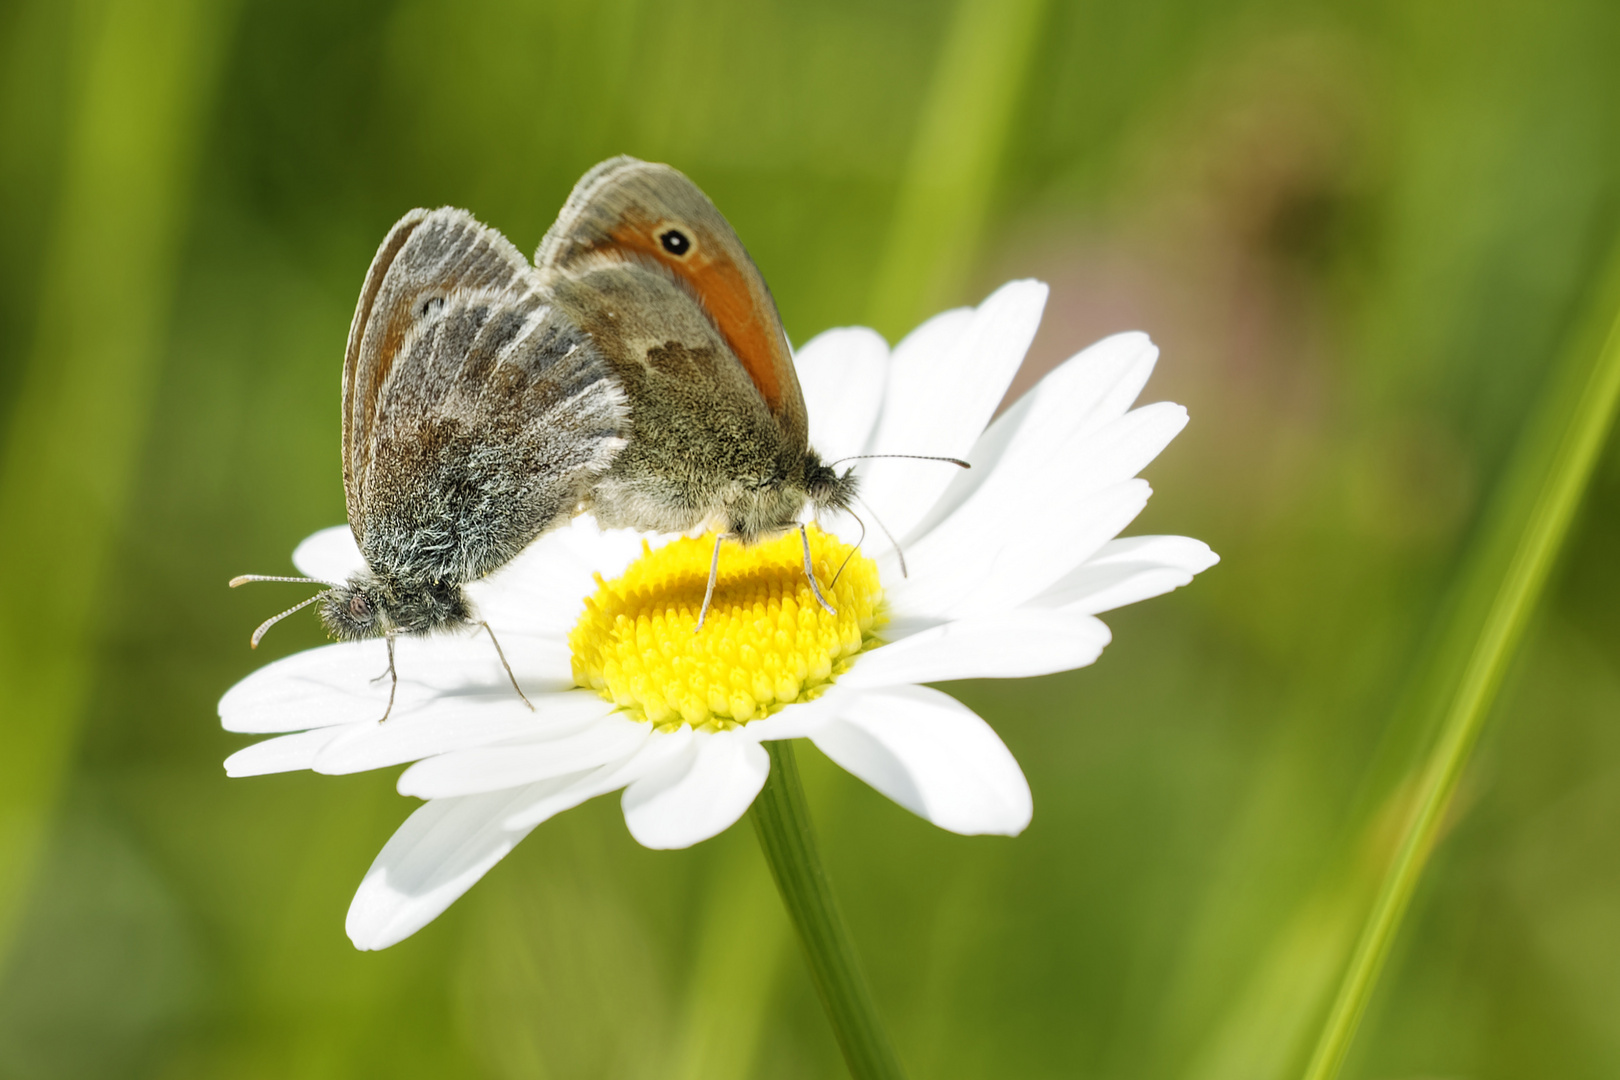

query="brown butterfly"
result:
[233,157,874,716]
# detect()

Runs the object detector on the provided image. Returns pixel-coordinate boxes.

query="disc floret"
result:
[569,526,883,729]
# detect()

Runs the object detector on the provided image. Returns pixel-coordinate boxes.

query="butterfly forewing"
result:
[536,157,809,452]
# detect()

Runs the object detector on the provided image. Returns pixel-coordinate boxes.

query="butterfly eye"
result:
[659,229,692,256]
[418,295,446,319]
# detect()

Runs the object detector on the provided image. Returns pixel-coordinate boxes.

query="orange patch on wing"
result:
[607,224,789,414]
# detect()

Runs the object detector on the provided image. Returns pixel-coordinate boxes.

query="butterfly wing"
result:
[536,157,809,452]
[342,208,628,582]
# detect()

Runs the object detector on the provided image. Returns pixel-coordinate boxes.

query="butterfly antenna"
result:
[827,511,867,590]
[247,590,331,649]
[853,495,908,578]
[826,453,971,470]
[230,574,341,588]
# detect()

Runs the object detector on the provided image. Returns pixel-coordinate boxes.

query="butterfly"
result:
[233,157,881,716]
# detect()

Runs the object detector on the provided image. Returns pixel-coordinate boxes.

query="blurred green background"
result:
[2,0,1619,1077]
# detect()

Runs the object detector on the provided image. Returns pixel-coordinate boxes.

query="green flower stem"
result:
[1301,256,1620,1080]
[751,741,908,1080]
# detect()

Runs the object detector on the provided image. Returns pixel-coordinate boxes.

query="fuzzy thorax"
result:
[569,526,883,729]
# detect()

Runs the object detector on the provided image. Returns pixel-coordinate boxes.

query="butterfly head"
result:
[319,572,472,640]
[803,453,859,518]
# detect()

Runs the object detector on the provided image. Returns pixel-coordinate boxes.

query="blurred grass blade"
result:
[867,0,1045,337]
[0,0,232,970]
[1301,241,1620,1080]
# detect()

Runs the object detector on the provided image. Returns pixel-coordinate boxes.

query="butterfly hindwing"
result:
[344,207,628,582]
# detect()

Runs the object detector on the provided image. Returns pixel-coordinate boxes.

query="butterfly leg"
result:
[480,621,534,711]
[799,525,837,616]
[696,533,727,632]
[377,634,399,723]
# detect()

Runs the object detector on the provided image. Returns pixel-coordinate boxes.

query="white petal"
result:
[467,517,655,636]
[796,327,890,461]
[891,479,1152,619]
[988,331,1161,471]
[291,525,365,581]
[811,685,1030,835]
[1086,533,1220,573]
[397,713,652,798]
[219,641,387,733]
[219,633,568,735]
[346,783,570,950]
[915,403,1186,570]
[905,332,1160,545]
[842,610,1112,688]
[733,694,843,741]
[857,282,1048,542]
[1032,535,1220,614]
[501,725,698,830]
[224,726,349,777]
[621,730,770,849]
[914,404,1187,579]
[311,692,617,775]
[886,390,1189,619]
[1049,401,1185,496]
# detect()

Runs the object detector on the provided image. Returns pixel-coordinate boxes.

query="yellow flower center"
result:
[569,526,884,730]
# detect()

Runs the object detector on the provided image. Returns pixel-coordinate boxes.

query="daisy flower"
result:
[219,280,1217,950]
